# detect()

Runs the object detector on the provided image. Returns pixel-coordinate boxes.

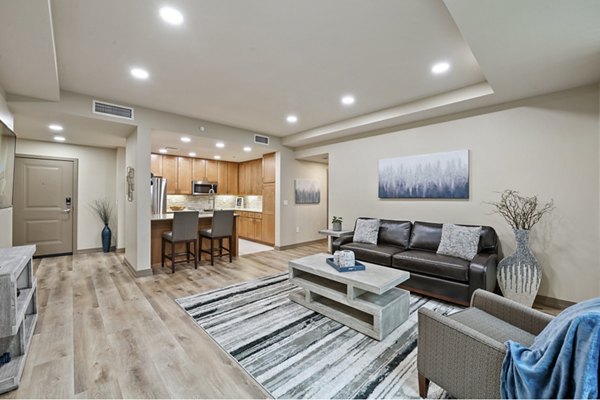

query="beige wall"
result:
[15,139,118,251]
[296,85,600,302]
[278,148,328,247]
[0,87,13,248]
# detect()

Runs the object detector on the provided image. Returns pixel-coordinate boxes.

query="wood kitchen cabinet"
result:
[206,160,218,182]
[192,158,206,181]
[177,156,192,194]
[261,182,275,245]
[238,211,263,242]
[217,161,229,194]
[227,162,238,195]
[238,158,263,195]
[151,153,163,176]
[162,155,178,194]
[262,152,275,183]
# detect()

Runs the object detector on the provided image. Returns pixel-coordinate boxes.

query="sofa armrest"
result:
[418,308,505,399]
[332,233,354,252]
[468,252,498,296]
[471,289,554,335]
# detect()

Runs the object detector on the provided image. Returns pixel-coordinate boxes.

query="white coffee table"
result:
[288,253,410,340]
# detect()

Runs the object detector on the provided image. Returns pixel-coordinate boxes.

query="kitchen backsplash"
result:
[167,195,262,211]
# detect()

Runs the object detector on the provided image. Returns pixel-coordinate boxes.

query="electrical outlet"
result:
[296,226,300,233]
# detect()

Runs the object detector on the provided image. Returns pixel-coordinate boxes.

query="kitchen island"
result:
[151,212,239,267]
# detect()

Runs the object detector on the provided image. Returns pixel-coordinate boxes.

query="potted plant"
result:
[331,216,343,232]
[487,190,553,307]
[91,198,113,253]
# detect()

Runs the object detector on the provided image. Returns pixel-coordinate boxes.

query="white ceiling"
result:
[0,0,598,150]
[151,130,273,162]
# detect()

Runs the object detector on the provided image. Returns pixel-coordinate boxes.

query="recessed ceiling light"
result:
[159,6,184,25]
[159,148,167,153]
[180,136,191,143]
[431,62,450,74]
[341,95,355,105]
[286,115,298,123]
[243,146,252,152]
[189,152,196,157]
[48,124,63,131]
[130,67,149,80]
[214,155,221,160]
[216,142,225,148]
[53,136,65,142]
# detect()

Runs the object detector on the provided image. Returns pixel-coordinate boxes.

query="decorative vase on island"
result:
[497,229,541,307]
[101,224,112,253]
[332,222,342,231]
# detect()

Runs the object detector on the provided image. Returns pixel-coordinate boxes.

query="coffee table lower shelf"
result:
[289,284,409,341]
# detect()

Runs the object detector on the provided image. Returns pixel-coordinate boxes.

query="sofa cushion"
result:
[437,224,482,261]
[378,219,412,248]
[392,249,470,282]
[353,218,380,244]
[340,242,404,266]
[409,221,443,251]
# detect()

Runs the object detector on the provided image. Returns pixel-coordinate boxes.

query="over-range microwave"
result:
[192,181,218,195]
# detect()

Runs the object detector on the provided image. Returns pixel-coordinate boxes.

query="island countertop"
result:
[151,212,240,221]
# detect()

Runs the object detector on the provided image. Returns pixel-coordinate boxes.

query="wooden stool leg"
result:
[194,240,198,269]
[228,236,232,262]
[186,242,190,262]
[219,238,223,258]
[418,373,430,398]
[171,242,176,273]
[161,238,165,268]
[210,238,214,266]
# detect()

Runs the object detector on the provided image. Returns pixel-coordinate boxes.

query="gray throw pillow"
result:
[437,224,482,261]
[353,219,380,245]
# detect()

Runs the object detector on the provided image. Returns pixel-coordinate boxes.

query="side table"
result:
[318,229,354,253]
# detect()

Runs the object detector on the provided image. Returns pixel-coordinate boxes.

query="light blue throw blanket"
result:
[501,297,600,399]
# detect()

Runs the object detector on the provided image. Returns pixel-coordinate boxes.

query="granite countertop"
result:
[151,212,240,221]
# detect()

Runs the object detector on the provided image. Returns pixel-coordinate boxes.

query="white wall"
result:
[278,148,328,247]
[125,131,138,267]
[0,87,14,248]
[15,139,118,251]
[116,147,126,249]
[297,85,600,302]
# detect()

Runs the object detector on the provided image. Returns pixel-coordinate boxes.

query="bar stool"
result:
[161,211,199,273]
[199,210,234,265]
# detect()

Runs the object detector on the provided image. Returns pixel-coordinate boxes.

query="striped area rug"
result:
[176,273,459,399]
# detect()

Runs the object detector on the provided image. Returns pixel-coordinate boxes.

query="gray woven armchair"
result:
[417,289,554,399]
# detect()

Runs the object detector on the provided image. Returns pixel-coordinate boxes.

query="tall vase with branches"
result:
[487,190,554,306]
[91,198,113,253]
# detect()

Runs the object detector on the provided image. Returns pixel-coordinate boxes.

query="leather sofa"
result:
[332,218,498,305]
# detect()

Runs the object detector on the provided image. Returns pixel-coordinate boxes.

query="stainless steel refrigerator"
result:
[151,176,167,214]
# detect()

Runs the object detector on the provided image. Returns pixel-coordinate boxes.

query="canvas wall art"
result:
[295,179,320,204]
[378,150,469,199]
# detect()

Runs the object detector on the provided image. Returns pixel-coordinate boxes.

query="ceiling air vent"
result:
[254,134,270,145]
[93,100,134,120]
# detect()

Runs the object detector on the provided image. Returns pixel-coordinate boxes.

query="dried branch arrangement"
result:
[487,190,554,230]
[91,198,113,225]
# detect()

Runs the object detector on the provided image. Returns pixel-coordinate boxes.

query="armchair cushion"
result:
[449,308,535,346]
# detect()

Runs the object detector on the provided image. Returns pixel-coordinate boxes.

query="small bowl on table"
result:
[169,205,186,212]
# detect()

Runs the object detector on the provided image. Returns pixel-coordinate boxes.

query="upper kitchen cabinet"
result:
[151,153,163,176]
[238,158,263,195]
[177,156,192,195]
[217,161,229,194]
[192,158,206,181]
[251,159,262,195]
[227,162,238,195]
[206,160,218,182]
[162,155,178,194]
[262,153,276,183]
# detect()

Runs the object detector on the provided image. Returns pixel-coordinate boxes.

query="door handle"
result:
[62,208,71,213]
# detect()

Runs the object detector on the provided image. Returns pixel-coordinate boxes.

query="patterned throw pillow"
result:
[353,219,380,245]
[437,224,482,261]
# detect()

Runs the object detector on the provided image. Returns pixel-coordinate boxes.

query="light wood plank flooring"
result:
[1,242,327,399]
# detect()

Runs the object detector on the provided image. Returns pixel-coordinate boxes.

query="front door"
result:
[13,156,75,256]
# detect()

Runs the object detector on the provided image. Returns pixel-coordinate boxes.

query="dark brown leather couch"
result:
[332,218,498,305]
